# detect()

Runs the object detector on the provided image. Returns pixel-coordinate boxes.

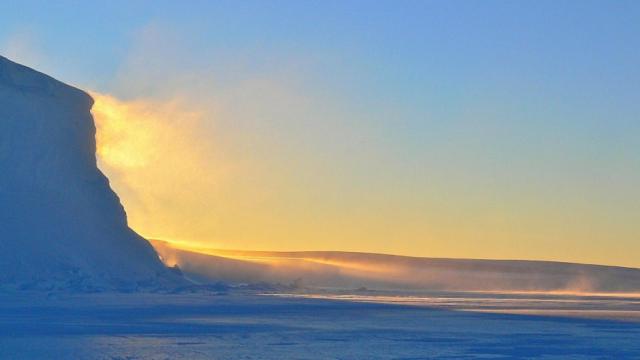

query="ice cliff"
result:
[0,56,182,291]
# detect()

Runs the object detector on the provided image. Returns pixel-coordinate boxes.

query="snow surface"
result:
[0,290,639,359]
[0,56,182,291]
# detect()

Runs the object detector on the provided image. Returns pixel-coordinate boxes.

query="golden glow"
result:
[152,238,404,276]
[92,93,156,168]
[89,91,640,269]
[91,92,228,241]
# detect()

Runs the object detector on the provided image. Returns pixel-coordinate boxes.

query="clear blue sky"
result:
[1,1,639,266]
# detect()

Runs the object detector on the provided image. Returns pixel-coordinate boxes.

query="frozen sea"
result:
[1,290,639,359]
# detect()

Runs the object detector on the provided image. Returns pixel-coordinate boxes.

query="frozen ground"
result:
[1,290,639,359]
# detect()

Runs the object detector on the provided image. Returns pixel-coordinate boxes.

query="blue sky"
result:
[1,1,639,266]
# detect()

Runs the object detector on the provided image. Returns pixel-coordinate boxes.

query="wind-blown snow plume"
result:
[90,92,228,243]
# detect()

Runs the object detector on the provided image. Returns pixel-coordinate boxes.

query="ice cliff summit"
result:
[0,56,182,291]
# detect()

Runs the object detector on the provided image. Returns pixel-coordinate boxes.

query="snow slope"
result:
[152,240,640,293]
[0,56,182,291]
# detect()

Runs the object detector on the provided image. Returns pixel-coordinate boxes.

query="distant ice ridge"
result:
[0,56,184,292]
[152,240,640,294]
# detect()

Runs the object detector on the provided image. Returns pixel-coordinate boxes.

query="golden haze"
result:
[90,92,640,268]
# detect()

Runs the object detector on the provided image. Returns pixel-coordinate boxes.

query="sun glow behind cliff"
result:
[87,89,640,269]
[90,92,226,243]
[92,93,157,168]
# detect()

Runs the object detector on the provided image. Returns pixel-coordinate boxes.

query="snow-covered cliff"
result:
[0,56,181,291]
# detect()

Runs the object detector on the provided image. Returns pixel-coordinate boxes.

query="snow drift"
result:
[0,56,182,291]
[152,239,640,293]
